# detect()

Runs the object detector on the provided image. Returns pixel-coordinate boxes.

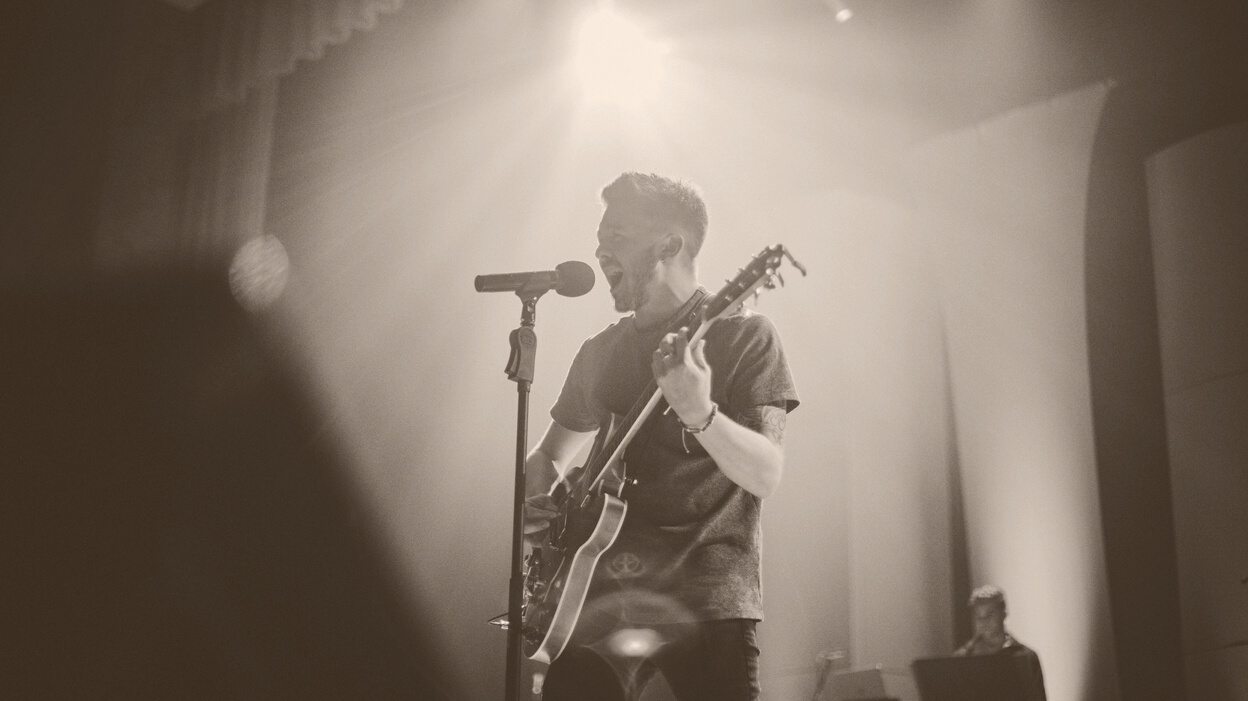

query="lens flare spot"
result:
[229,235,289,312]
[606,627,664,658]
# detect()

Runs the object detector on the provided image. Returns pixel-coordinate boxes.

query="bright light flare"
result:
[571,5,670,108]
[605,628,664,657]
[229,235,289,312]
[823,0,853,22]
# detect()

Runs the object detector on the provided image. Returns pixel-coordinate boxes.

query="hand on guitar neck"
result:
[651,326,715,428]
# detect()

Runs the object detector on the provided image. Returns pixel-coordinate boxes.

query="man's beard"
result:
[613,248,660,313]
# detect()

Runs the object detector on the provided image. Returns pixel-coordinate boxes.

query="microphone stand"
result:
[501,287,542,701]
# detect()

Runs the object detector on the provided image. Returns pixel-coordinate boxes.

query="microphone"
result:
[475,260,595,297]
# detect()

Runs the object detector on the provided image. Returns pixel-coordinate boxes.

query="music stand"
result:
[822,668,889,701]
[911,655,1037,701]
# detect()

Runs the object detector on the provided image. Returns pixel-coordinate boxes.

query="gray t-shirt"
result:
[551,293,799,625]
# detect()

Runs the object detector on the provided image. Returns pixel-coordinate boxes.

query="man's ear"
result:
[659,233,684,261]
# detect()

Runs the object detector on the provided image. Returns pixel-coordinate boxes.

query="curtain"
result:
[909,82,1119,701]
[191,0,404,115]
[95,0,406,268]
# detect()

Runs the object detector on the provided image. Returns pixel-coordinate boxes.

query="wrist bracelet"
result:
[680,403,718,434]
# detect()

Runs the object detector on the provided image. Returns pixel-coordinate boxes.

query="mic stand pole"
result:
[502,289,541,701]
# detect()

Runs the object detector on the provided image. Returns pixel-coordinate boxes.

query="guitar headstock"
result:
[699,244,807,326]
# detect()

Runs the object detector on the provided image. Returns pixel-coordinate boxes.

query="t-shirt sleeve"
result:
[550,340,602,433]
[718,313,800,414]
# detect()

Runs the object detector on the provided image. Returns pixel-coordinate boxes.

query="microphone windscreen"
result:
[555,260,595,297]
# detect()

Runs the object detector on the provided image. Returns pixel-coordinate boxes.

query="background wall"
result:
[1146,122,1248,701]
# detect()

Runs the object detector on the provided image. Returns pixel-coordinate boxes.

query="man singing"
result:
[525,172,799,700]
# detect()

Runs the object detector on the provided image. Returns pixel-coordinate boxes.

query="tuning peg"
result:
[779,247,809,277]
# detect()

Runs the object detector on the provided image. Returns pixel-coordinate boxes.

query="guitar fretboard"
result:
[571,289,712,501]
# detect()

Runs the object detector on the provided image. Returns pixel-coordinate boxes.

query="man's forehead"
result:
[598,203,664,239]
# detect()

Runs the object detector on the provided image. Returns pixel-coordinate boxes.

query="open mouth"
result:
[606,270,624,290]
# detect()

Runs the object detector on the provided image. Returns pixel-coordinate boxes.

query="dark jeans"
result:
[541,619,760,701]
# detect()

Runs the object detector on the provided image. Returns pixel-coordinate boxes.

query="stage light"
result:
[571,4,670,108]
[823,0,854,22]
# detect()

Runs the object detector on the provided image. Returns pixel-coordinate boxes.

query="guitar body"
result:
[522,491,627,664]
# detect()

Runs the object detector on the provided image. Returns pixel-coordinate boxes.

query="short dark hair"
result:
[600,172,709,257]
[968,585,1006,613]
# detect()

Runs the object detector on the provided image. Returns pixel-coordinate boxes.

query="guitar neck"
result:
[577,293,710,496]
[583,385,663,494]
[569,243,803,499]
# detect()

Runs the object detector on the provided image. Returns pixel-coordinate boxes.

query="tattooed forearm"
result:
[736,405,787,446]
